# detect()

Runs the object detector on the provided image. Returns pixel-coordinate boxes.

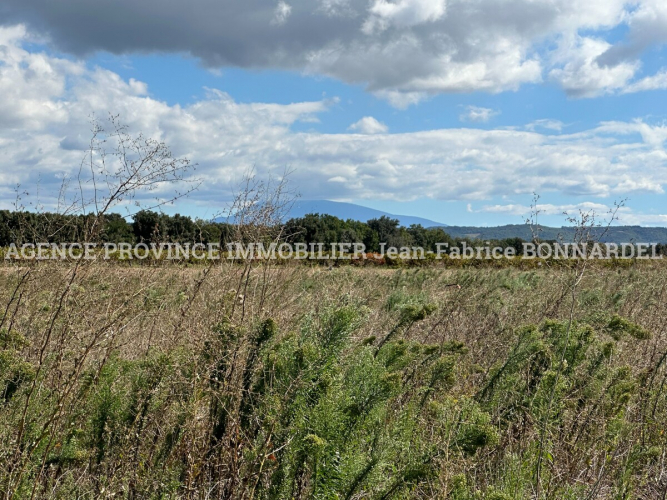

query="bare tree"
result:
[74,114,200,241]
[533,198,626,499]
[0,114,199,498]
[222,168,299,321]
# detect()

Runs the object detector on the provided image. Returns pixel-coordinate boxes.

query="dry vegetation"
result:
[1,259,666,499]
[3,118,666,499]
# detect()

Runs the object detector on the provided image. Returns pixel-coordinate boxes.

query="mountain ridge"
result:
[218,200,667,243]
[443,224,667,244]
[287,200,448,228]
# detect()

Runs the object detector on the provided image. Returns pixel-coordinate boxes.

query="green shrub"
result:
[606,315,651,340]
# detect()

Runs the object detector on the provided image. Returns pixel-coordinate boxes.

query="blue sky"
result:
[1,0,667,226]
[92,50,667,136]
[88,50,667,226]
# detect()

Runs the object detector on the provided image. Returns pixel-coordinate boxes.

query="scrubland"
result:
[1,260,666,499]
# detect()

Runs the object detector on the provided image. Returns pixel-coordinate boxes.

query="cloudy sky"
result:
[1,0,667,226]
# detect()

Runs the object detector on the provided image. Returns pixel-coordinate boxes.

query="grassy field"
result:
[1,260,666,499]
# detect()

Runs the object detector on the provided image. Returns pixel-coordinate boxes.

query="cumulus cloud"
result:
[595,119,667,148]
[271,1,293,26]
[597,0,667,66]
[475,202,614,216]
[318,0,354,17]
[549,36,639,97]
[525,119,565,132]
[372,90,428,109]
[473,202,667,226]
[627,213,667,225]
[1,26,667,213]
[621,69,667,94]
[459,106,500,124]
[348,116,388,134]
[1,0,665,103]
[362,0,447,34]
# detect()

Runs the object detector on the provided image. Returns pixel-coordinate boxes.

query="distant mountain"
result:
[443,224,667,244]
[287,200,448,228]
[215,200,667,243]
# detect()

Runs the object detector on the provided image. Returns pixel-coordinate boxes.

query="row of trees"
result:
[1,209,533,254]
[284,213,474,253]
[3,209,665,256]
[0,210,227,246]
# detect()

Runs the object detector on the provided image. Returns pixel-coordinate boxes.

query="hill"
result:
[287,200,448,227]
[443,224,667,243]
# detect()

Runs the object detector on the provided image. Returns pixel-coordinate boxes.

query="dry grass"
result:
[1,260,666,498]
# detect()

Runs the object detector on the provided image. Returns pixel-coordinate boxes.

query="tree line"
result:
[2,209,665,256]
[0,210,524,253]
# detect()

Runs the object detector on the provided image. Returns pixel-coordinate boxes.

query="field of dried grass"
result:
[1,261,666,499]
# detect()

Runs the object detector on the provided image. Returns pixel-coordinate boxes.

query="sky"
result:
[1,0,667,226]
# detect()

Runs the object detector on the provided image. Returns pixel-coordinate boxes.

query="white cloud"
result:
[595,119,667,148]
[372,90,428,109]
[459,106,500,124]
[363,0,447,33]
[597,0,667,66]
[271,1,293,25]
[328,176,347,183]
[622,69,667,94]
[624,213,667,225]
[475,202,614,216]
[549,36,639,97]
[2,0,663,103]
[318,0,354,17]
[348,116,388,134]
[1,26,667,214]
[473,202,667,226]
[526,119,565,132]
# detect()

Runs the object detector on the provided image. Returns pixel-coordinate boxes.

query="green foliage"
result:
[230,303,471,499]
[0,209,230,246]
[474,318,654,497]
[1,267,665,498]
[2,209,666,255]
[605,315,651,340]
[454,400,499,456]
